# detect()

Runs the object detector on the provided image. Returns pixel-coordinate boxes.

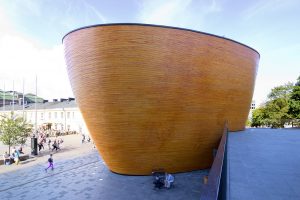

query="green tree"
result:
[289,76,300,121]
[264,83,293,128]
[251,107,266,127]
[0,112,32,154]
[251,83,293,128]
[267,82,293,100]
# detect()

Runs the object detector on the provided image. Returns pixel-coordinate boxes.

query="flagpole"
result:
[2,82,5,112]
[12,80,14,112]
[22,78,25,119]
[35,75,37,136]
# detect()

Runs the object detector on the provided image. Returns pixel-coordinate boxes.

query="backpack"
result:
[48,158,53,163]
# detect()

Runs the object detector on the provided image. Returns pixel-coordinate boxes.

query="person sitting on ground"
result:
[153,175,164,189]
[164,173,174,189]
[3,152,10,165]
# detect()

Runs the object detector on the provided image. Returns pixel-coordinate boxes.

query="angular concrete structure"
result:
[63,24,259,175]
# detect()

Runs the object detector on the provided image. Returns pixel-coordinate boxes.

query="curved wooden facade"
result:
[63,24,259,175]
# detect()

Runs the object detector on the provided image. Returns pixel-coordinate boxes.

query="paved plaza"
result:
[228,128,300,200]
[2,128,300,200]
[0,135,208,200]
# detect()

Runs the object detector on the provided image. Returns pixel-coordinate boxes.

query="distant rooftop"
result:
[0,98,77,111]
[0,90,44,103]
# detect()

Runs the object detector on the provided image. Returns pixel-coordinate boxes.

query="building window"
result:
[67,125,70,130]
[48,112,51,119]
[41,113,44,120]
[72,112,75,119]
[54,112,57,119]
[67,112,70,119]
[61,112,64,119]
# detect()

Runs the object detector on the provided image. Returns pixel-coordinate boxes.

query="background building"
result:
[0,97,89,135]
[248,100,256,120]
[0,90,44,107]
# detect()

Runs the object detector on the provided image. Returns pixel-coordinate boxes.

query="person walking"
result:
[52,140,60,151]
[45,154,54,172]
[48,139,52,150]
[38,141,44,151]
[81,134,85,144]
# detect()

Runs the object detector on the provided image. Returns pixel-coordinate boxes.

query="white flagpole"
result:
[35,75,37,135]
[12,80,14,112]
[22,78,25,119]
[2,82,5,112]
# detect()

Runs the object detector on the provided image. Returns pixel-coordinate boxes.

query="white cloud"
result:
[0,6,14,37]
[0,35,73,100]
[0,3,73,100]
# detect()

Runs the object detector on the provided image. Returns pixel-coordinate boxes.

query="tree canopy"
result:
[289,76,300,119]
[251,76,300,128]
[0,112,32,154]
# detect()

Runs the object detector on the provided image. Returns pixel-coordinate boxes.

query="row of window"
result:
[27,111,76,120]
[25,120,72,131]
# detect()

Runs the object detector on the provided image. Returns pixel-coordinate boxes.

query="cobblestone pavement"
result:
[0,150,208,200]
[0,134,95,174]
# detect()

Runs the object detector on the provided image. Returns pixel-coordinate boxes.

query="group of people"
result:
[48,138,63,151]
[81,134,91,144]
[37,133,64,152]
[153,172,175,189]
[2,147,23,165]
[81,134,95,148]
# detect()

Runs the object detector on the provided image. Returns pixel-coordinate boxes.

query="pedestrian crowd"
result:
[37,132,64,152]
[1,132,65,166]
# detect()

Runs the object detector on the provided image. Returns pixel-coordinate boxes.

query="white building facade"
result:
[0,99,89,135]
[248,100,256,120]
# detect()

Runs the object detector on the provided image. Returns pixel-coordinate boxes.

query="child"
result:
[45,154,54,172]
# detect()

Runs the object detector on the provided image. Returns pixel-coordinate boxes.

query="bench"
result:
[0,154,30,165]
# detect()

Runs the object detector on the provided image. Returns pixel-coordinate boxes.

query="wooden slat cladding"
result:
[63,24,259,175]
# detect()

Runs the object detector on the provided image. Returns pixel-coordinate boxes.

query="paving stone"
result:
[0,150,208,200]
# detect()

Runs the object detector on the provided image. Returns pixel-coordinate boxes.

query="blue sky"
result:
[0,0,299,105]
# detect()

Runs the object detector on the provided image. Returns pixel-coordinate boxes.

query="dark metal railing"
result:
[200,123,228,200]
